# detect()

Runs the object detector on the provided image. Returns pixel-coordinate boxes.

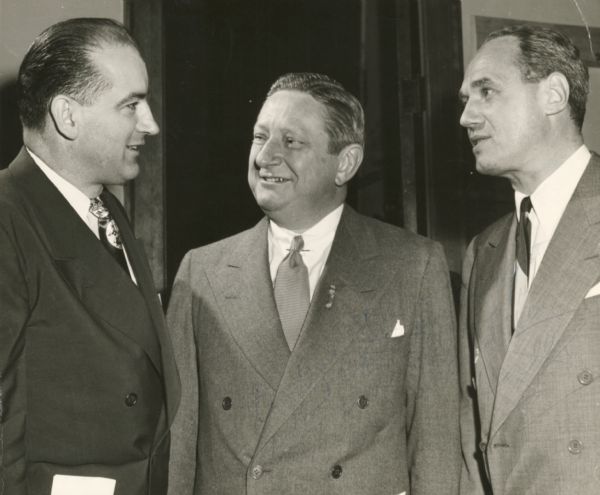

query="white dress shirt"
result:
[514,144,591,287]
[28,148,137,283]
[268,204,344,300]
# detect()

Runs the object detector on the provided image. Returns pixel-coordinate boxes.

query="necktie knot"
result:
[287,235,305,268]
[89,197,111,221]
[519,196,532,219]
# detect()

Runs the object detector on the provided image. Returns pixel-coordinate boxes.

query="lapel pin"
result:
[325,284,336,309]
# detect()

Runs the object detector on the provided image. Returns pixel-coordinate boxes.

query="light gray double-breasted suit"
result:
[167,205,460,494]
[460,153,600,494]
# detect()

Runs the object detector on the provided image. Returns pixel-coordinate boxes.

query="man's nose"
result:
[254,138,282,167]
[459,98,482,129]
[137,102,160,135]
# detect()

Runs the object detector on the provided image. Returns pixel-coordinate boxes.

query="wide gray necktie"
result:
[89,194,128,274]
[274,235,310,350]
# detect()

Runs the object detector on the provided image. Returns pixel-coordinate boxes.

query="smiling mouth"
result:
[261,177,290,183]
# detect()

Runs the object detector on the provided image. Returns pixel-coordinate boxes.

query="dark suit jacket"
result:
[167,205,460,495]
[459,153,600,494]
[0,149,180,495]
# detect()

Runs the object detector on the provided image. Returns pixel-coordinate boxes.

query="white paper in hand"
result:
[51,475,116,495]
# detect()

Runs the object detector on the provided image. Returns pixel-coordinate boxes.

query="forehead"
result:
[461,36,522,92]
[89,43,148,88]
[256,90,328,133]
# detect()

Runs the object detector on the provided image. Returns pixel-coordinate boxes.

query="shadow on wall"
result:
[0,78,23,169]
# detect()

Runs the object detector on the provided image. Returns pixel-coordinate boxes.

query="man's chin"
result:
[474,158,502,177]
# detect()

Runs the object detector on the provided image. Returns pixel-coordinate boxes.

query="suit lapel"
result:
[102,191,181,426]
[491,154,600,435]
[256,206,380,451]
[206,218,291,391]
[473,215,515,398]
[9,150,163,372]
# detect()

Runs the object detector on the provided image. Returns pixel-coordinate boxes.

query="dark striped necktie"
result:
[516,196,533,278]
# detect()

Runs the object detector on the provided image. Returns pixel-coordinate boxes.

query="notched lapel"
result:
[492,159,600,435]
[10,155,163,373]
[206,220,290,391]
[54,258,91,298]
[473,215,515,397]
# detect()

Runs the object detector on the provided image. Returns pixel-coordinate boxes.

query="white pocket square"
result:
[585,282,600,299]
[51,475,116,495]
[391,319,405,338]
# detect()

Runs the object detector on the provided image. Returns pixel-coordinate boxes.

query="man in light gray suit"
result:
[167,72,460,494]
[459,25,600,494]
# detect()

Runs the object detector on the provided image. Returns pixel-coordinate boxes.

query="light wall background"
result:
[0,0,123,87]
[0,0,124,163]
[461,0,600,151]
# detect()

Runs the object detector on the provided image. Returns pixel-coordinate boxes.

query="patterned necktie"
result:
[274,235,310,351]
[89,194,129,273]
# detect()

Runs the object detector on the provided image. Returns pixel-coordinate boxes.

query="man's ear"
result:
[334,144,364,186]
[543,72,570,117]
[49,95,80,140]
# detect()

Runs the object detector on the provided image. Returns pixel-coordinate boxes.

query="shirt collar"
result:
[269,204,344,253]
[514,144,590,239]
[27,147,95,225]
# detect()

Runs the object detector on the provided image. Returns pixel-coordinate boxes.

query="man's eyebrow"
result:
[470,77,494,89]
[116,92,147,106]
[459,77,495,99]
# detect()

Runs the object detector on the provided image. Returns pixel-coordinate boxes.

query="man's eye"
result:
[285,137,302,146]
[252,134,266,143]
[126,102,139,110]
[481,87,495,98]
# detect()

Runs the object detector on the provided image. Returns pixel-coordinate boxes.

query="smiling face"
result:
[459,36,549,183]
[248,90,345,231]
[75,43,159,189]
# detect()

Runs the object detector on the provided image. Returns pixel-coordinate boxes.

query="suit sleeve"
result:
[0,221,29,495]
[167,252,200,495]
[406,242,460,494]
[458,238,488,495]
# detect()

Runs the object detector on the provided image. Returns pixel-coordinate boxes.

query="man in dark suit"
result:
[167,72,459,495]
[459,25,600,494]
[0,18,179,495]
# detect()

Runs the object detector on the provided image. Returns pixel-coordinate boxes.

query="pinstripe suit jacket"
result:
[167,205,460,495]
[0,149,180,495]
[459,153,600,494]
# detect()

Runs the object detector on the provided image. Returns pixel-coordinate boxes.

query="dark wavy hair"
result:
[17,17,139,130]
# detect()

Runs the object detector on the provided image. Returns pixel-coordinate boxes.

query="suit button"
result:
[568,439,583,454]
[251,465,263,480]
[357,395,369,409]
[222,396,232,410]
[124,393,138,407]
[577,370,593,385]
[478,441,487,452]
[331,464,343,479]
